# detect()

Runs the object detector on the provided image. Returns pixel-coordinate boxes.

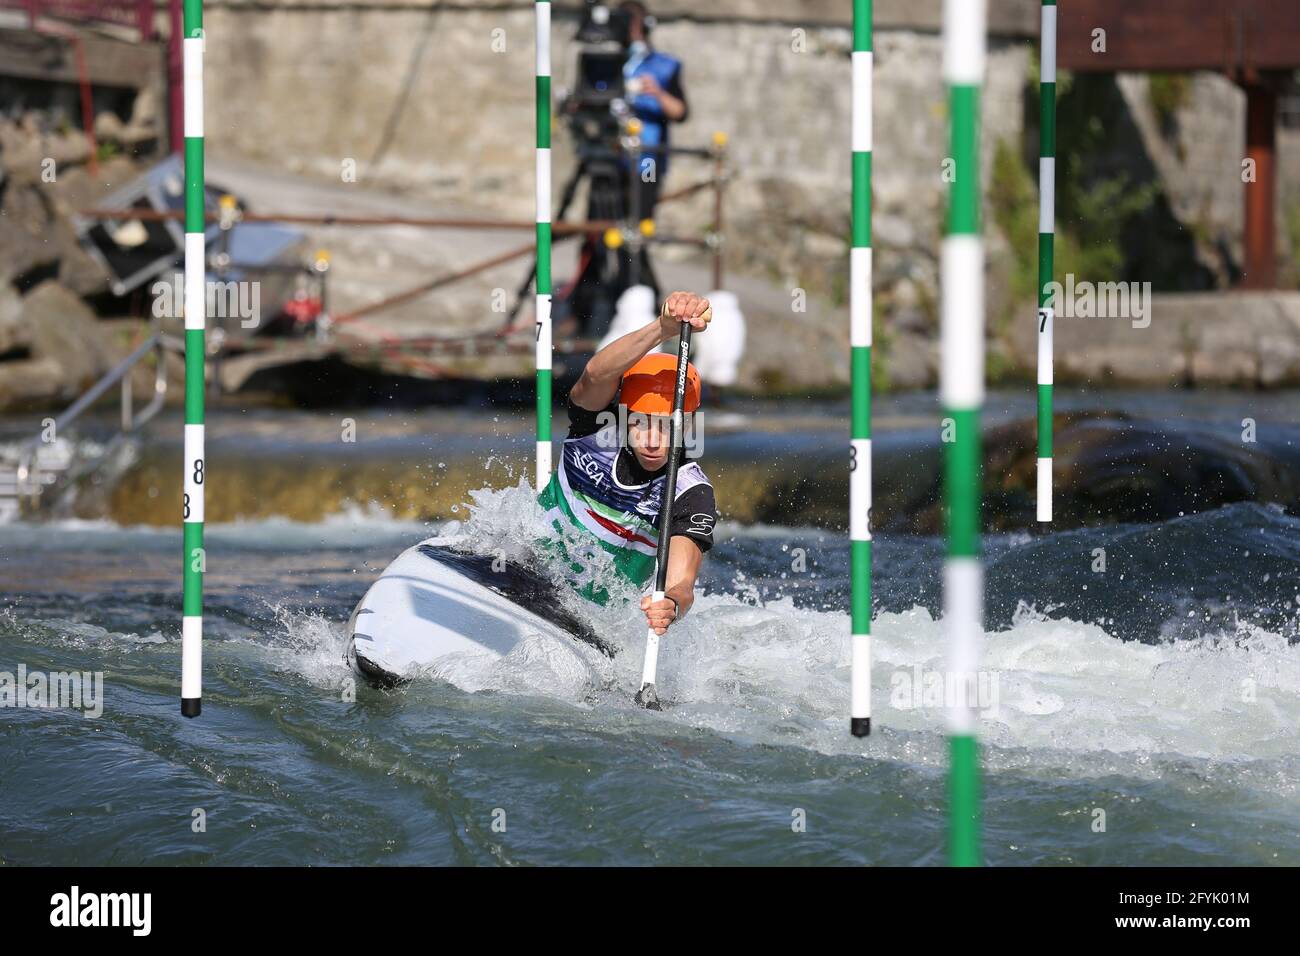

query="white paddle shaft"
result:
[635,320,693,707]
[639,590,665,687]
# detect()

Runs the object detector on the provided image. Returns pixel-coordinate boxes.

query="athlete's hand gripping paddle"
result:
[634,320,694,711]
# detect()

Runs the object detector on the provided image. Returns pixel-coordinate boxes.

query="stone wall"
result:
[1116,72,1300,286]
[193,2,1300,389]
[195,2,1033,387]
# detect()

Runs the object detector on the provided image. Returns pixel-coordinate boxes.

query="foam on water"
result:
[0,503,431,553]
[240,481,1300,797]
[0,606,168,650]
[252,563,1300,805]
[262,604,356,689]
[621,596,1300,782]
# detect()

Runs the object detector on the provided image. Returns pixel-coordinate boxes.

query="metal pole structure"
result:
[180,0,206,718]
[534,0,553,491]
[941,0,985,867]
[850,0,873,738]
[1242,84,1278,290]
[1036,0,1056,522]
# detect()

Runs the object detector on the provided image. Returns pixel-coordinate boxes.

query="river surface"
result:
[1,389,1298,865]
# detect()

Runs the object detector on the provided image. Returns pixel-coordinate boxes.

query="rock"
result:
[92,107,159,150]
[886,276,932,334]
[890,303,930,335]
[119,86,161,148]
[0,117,90,185]
[0,280,120,410]
[0,283,30,355]
[93,111,126,145]
[47,155,141,208]
[885,331,935,389]
[1,175,54,234]
[0,356,67,410]
[873,212,916,248]
[55,217,111,296]
[0,196,57,286]
[892,276,921,310]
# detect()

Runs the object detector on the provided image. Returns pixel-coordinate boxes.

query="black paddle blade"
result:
[634,683,662,711]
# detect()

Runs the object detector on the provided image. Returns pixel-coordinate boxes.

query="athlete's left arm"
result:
[641,535,702,635]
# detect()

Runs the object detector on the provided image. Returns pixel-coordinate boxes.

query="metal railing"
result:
[10,328,172,515]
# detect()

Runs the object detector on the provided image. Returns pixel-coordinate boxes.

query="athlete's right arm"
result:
[570,291,712,411]
[570,319,666,411]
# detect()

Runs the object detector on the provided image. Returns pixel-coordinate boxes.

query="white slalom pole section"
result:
[943,559,983,736]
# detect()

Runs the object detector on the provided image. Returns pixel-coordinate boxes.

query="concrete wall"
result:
[189,1,1299,389]
[199,3,1028,365]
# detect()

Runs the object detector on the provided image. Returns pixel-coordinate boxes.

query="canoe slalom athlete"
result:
[538,291,717,637]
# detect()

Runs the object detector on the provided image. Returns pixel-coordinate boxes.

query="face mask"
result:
[628,41,648,58]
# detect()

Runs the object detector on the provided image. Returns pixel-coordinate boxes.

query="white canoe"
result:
[346,538,613,685]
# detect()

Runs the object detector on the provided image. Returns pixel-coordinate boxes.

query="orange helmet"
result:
[620,353,701,415]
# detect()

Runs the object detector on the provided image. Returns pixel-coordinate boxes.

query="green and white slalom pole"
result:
[180,0,206,719]
[941,0,985,867]
[1036,0,1056,523]
[850,0,874,738]
[534,0,553,490]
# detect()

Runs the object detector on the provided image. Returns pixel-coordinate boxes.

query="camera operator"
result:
[553,1,691,339]
[619,1,688,219]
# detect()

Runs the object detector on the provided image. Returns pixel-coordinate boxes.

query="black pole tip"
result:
[851,717,871,738]
[181,698,201,718]
[634,684,662,711]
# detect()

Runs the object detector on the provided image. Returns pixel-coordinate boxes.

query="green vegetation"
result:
[872,291,892,393]
[1148,73,1192,129]
[1286,197,1300,289]
[991,134,1157,300]
[990,68,1161,309]
[989,138,1039,306]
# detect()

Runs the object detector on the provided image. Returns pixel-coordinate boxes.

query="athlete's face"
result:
[627,413,671,470]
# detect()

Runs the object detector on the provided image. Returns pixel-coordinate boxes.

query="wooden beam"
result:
[1058,0,1300,74]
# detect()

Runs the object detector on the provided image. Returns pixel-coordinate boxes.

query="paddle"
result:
[634,319,693,711]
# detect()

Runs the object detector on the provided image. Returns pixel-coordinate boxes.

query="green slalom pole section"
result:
[1036,0,1056,522]
[180,0,206,718]
[941,0,986,867]
[849,0,873,738]
[535,0,553,491]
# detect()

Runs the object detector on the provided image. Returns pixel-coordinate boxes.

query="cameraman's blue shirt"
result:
[623,48,686,178]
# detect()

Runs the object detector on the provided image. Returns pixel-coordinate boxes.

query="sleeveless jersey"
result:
[537,418,714,594]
